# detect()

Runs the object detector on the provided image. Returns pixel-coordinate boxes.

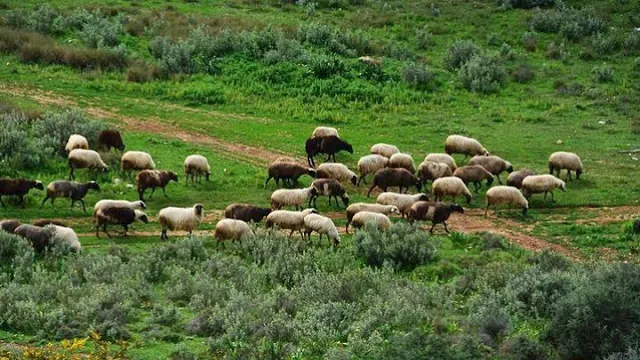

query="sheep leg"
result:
[288,230,295,238]
[95,223,100,238]
[299,230,306,240]
[69,167,74,180]
[70,199,75,210]
[484,205,489,217]
[160,229,167,241]
[366,184,376,198]
[429,223,436,233]
[443,222,450,233]
[550,191,555,203]
[149,188,156,199]
[473,183,480,193]
[461,154,468,163]
[80,199,87,214]
[567,171,572,181]
[138,190,145,201]
[357,175,366,186]
[543,192,548,201]
[264,176,273,188]
[496,174,503,185]
[103,224,112,238]
[0,196,4,207]
[162,187,168,198]
[40,196,49,209]
[19,196,25,208]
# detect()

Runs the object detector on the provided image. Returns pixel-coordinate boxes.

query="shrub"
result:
[592,65,614,83]
[500,336,549,360]
[511,63,535,83]
[522,32,537,52]
[501,0,555,9]
[416,26,433,50]
[530,9,563,33]
[444,40,480,71]
[623,31,640,55]
[25,4,63,34]
[531,6,604,40]
[126,63,162,83]
[33,108,106,156]
[546,41,568,60]
[591,32,618,55]
[401,63,435,90]
[302,53,346,78]
[458,55,507,93]
[79,14,123,48]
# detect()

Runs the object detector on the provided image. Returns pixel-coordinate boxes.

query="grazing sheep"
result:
[469,155,513,184]
[370,143,399,158]
[485,186,529,217]
[305,136,324,167]
[548,152,583,181]
[345,203,400,233]
[48,225,81,252]
[408,201,464,233]
[309,178,349,208]
[136,170,178,201]
[14,224,52,253]
[453,165,494,193]
[507,169,535,189]
[376,192,430,218]
[521,175,566,203]
[95,207,149,238]
[265,208,317,239]
[271,187,315,210]
[350,211,392,232]
[158,204,204,240]
[389,153,416,173]
[367,168,422,197]
[424,153,458,172]
[98,129,125,152]
[214,219,253,246]
[40,180,100,213]
[316,163,357,185]
[224,203,271,223]
[432,177,472,204]
[121,151,155,178]
[65,134,89,152]
[265,162,316,188]
[0,178,44,207]
[417,161,453,187]
[445,135,489,160]
[184,155,211,185]
[32,219,67,227]
[303,213,340,246]
[0,219,21,233]
[68,149,108,180]
[94,199,147,214]
[312,126,339,138]
[357,154,389,186]
[306,136,353,167]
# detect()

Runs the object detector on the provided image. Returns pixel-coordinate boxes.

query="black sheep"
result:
[265,162,316,188]
[408,201,464,233]
[367,168,422,197]
[95,206,149,237]
[224,203,271,223]
[306,136,353,167]
[0,178,44,207]
[98,129,125,152]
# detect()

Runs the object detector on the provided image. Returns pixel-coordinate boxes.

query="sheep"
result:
[224,203,271,223]
[136,170,178,201]
[94,199,147,214]
[424,153,458,172]
[444,135,489,161]
[309,179,349,208]
[521,175,566,203]
[485,186,529,217]
[408,201,465,233]
[40,180,100,213]
[417,161,453,187]
[376,192,430,218]
[316,163,357,185]
[312,126,339,138]
[453,165,494,193]
[432,177,472,204]
[271,187,315,210]
[345,203,400,233]
[388,153,416,173]
[158,204,205,240]
[121,151,155,178]
[303,213,340,246]
[0,219,21,233]
[265,162,316,188]
[65,134,89,152]
[32,219,67,227]
[0,178,44,207]
[98,129,125,152]
[548,152,583,181]
[14,224,53,253]
[68,149,108,180]
[214,219,253,247]
[184,155,211,185]
[94,206,149,238]
[350,212,392,232]
[468,155,513,184]
[306,136,353,167]
[265,208,317,239]
[506,169,535,189]
[48,225,81,252]
[370,143,399,158]
[367,168,422,197]
[357,154,389,186]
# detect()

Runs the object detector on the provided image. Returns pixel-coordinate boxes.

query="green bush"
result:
[401,63,436,90]
[546,41,568,60]
[522,31,537,52]
[416,26,433,50]
[511,63,535,83]
[33,108,106,156]
[591,32,618,55]
[592,65,614,82]
[444,39,480,71]
[302,53,347,78]
[458,55,507,93]
[530,5,604,40]
[623,31,640,55]
[79,13,123,48]
[500,336,549,360]
[501,0,555,9]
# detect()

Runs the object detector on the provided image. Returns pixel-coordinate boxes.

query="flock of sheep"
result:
[0,125,584,253]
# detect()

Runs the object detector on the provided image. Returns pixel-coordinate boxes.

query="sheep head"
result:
[576,168,582,180]
[350,175,357,185]
[33,181,45,191]
[194,203,204,217]
[451,204,465,214]
[88,181,100,191]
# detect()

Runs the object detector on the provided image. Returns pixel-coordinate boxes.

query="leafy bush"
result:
[416,26,433,50]
[592,65,614,82]
[458,55,507,93]
[501,0,555,9]
[401,63,435,90]
[591,32,618,55]
[33,109,105,156]
[623,31,640,55]
[531,5,604,40]
[511,63,535,83]
[522,32,537,52]
[302,53,347,78]
[126,63,162,83]
[500,336,549,360]
[79,13,123,48]
[444,40,480,71]
[546,41,568,60]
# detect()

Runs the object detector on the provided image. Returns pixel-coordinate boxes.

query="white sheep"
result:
[184,155,211,184]
[303,213,340,246]
[521,175,566,203]
[357,154,388,186]
[345,203,400,233]
[376,192,430,218]
[265,208,317,239]
[47,224,82,252]
[94,199,147,214]
[316,163,357,185]
[312,126,339,138]
[121,151,155,176]
[417,161,453,187]
[468,155,513,184]
[485,186,529,217]
[158,204,204,240]
[388,153,416,173]
[68,149,108,180]
[65,134,89,152]
[424,153,458,171]
[432,176,472,204]
[370,143,399,158]
[270,187,314,210]
[444,135,489,160]
[548,152,583,181]
[350,211,392,232]
[214,219,253,246]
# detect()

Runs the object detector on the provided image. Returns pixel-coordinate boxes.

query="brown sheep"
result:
[136,170,178,201]
[265,162,316,188]
[94,206,149,237]
[14,224,53,253]
[40,181,100,213]
[309,178,349,208]
[408,201,465,233]
[224,203,272,223]
[32,219,67,228]
[98,129,125,152]
[453,165,495,193]
[506,169,535,189]
[0,178,44,207]
[0,219,22,233]
[367,168,422,197]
